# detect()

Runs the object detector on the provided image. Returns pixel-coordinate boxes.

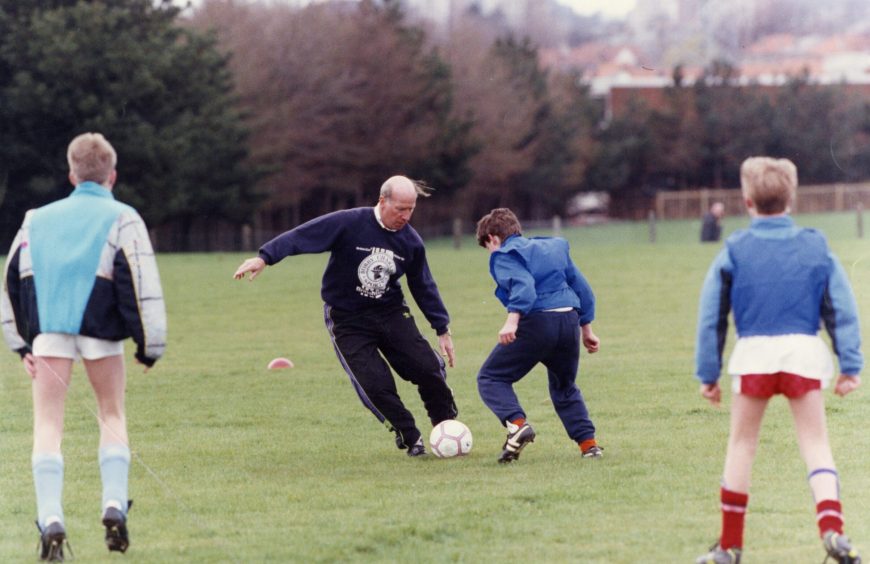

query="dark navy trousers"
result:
[477,310,595,442]
[325,303,457,448]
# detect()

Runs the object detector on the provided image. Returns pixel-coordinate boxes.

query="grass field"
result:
[1,212,869,563]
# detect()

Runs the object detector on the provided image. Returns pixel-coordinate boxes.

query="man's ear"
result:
[68,171,78,186]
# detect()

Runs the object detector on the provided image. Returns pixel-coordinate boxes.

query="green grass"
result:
[1,211,869,562]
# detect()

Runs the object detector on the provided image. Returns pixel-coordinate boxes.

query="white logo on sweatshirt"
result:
[356,247,396,299]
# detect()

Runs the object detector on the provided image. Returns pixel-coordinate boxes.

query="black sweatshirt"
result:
[259,207,450,334]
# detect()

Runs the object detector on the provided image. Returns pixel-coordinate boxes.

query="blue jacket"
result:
[490,235,595,325]
[2,183,167,366]
[259,207,450,334]
[695,216,862,383]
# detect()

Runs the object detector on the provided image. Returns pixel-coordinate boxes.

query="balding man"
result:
[235,176,457,456]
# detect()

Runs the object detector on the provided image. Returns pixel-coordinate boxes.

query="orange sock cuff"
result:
[579,439,597,452]
[510,418,526,427]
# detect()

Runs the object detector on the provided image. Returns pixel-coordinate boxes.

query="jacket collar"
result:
[72,181,114,200]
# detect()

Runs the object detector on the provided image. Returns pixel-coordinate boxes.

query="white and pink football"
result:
[429,420,473,458]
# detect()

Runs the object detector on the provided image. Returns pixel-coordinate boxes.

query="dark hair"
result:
[476,208,522,247]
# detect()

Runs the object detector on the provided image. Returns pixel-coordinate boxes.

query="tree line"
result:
[2,0,870,250]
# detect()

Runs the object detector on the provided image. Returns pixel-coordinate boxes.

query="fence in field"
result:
[655,183,870,220]
[147,183,870,252]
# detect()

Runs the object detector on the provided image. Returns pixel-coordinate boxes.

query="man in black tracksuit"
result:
[234,176,457,456]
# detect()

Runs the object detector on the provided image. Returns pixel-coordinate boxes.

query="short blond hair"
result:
[740,156,797,215]
[67,132,117,184]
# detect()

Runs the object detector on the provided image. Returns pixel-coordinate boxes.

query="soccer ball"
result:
[429,419,473,458]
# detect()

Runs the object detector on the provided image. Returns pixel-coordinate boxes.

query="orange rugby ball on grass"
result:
[267,357,294,370]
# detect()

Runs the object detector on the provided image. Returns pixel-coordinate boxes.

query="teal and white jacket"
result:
[1,182,166,366]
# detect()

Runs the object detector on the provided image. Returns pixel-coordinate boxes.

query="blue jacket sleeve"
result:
[491,252,537,315]
[405,243,451,334]
[259,210,346,265]
[565,254,595,325]
[821,253,863,376]
[695,249,733,384]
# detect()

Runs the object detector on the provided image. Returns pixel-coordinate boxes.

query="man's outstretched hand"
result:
[234,257,266,281]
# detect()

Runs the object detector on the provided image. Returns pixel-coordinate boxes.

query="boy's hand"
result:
[498,312,520,345]
[834,374,861,397]
[22,352,36,379]
[581,324,599,353]
[700,382,721,406]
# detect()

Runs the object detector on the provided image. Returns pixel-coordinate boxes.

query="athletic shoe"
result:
[695,543,741,564]
[497,422,536,464]
[407,437,427,457]
[581,445,604,458]
[823,531,861,564]
[36,520,68,562]
[103,502,131,553]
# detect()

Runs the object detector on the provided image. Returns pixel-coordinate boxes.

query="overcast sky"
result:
[554,0,637,19]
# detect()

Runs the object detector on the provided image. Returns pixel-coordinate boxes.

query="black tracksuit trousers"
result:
[324,303,458,448]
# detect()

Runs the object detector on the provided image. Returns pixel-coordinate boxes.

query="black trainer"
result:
[498,422,536,464]
[823,531,861,564]
[407,438,427,457]
[36,520,67,562]
[103,501,131,553]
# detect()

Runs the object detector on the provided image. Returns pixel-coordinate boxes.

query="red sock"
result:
[579,438,597,453]
[510,417,526,428]
[816,499,844,536]
[719,487,748,550]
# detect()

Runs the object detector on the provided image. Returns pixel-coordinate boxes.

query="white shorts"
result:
[33,333,124,361]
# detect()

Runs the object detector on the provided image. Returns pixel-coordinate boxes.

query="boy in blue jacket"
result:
[694,157,862,564]
[475,208,601,463]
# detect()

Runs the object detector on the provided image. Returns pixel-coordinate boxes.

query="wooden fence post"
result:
[241,224,253,251]
[552,215,562,237]
[452,217,462,250]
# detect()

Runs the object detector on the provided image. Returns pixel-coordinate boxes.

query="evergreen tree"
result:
[0,0,257,249]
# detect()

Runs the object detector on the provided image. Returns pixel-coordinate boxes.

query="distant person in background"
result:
[1,133,167,560]
[234,175,457,457]
[474,208,602,464]
[694,157,862,564]
[700,201,725,242]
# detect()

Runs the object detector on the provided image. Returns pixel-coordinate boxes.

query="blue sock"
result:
[32,453,64,528]
[99,444,131,515]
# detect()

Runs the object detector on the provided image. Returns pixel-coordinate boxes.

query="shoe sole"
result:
[103,513,129,553]
[43,535,65,562]
[39,522,66,562]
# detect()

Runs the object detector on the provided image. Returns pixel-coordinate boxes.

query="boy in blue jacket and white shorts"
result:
[475,208,601,463]
[694,157,862,564]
